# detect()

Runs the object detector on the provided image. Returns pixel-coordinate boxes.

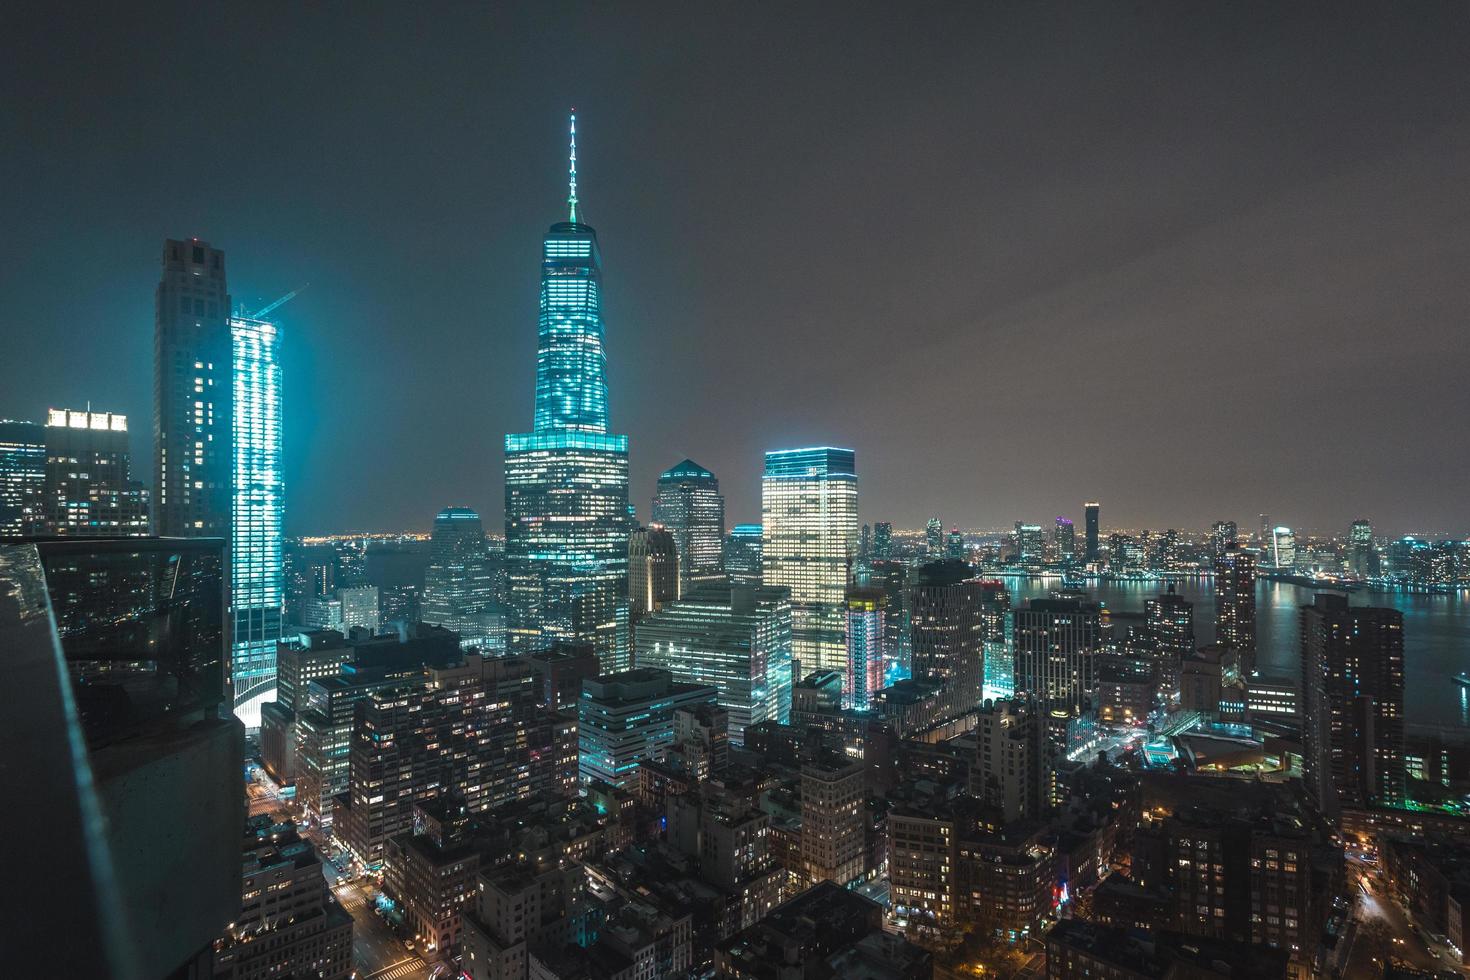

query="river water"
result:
[997,574,1470,732]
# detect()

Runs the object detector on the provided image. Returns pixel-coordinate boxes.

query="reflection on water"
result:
[998,574,1470,732]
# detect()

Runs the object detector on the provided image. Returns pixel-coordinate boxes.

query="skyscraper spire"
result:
[568,109,578,222]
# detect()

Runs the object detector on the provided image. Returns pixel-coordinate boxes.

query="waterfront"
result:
[999,574,1470,732]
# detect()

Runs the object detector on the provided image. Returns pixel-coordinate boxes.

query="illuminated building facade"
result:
[1143,585,1194,662]
[1054,516,1075,562]
[1271,526,1297,570]
[230,314,284,717]
[652,458,725,591]
[0,419,45,536]
[577,668,718,789]
[1014,522,1043,564]
[872,520,893,560]
[1213,542,1257,672]
[1211,520,1238,556]
[41,408,148,536]
[723,523,763,587]
[1013,596,1101,716]
[1348,519,1375,577]
[910,560,986,711]
[154,238,232,539]
[926,518,943,556]
[632,584,793,743]
[761,447,858,680]
[1301,593,1405,812]
[628,524,679,637]
[422,507,500,651]
[505,114,630,669]
[844,587,884,710]
[976,579,1012,700]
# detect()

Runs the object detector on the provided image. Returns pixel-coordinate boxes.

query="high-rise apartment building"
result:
[1083,501,1100,563]
[505,115,630,669]
[976,579,1013,700]
[844,587,885,710]
[577,668,717,789]
[910,560,986,712]
[230,311,285,716]
[1144,585,1194,662]
[1258,513,1272,549]
[970,697,1052,822]
[1211,520,1238,557]
[723,523,763,588]
[869,558,912,680]
[632,584,793,744]
[1013,596,1101,716]
[40,408,148,536]
[423,507,501,651]
[761,447,858,680]
[154,238,232,539]
[1214,542,1257,672]
[801,754,866,886]
[652,458,725,591]
[0,419,45,535]
[629,524,680,635]
[1300,593,1405,812]
[338,585,379,634]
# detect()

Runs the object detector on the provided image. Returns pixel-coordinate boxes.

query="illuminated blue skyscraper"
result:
[506,113,631,669]
[230,312,284,722]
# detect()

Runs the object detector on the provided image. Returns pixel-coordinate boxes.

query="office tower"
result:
[970,698,1052,822]
[154,238,232,539]
[910,559,985,711]
[1153,528,1180,571]
[652,458,725,591]
[1084,501,1100,562]
[1211,520,1238,557]
[230,309,285,718]
[1258,513,1271,549]
[40,408,148,536]
[576,668,718,789]
[1013,596,1101,716]
[1014,522,1043,563]
[723,523,763,587]
[844,587,885,710]
[629,524,680,636]
[213,819,353,980]
[761,447,858,679]
[7,536,241,977]
[338,584,379,634]
[801,754,866,886]
[1108,533,1143,574]
[1301,593,1405,812]
[0,419,45,535]
[872,521,893,560]
[976,579,1013,700]
[925,517,943,556]
[1349,519,1375,577]
[422,506,501,651]
[946,527,965,560]
[869,558,912,680]
[1144,584,1194,662]
[1054,516,1075,562]
[505,115,630,668]
[633,585,793,744]
[859,523,872,561]
[1213,542,1257,673]
[302,595,343,631]
[1271,526,1296,570]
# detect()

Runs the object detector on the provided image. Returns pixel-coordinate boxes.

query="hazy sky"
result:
[3,3,1468,537]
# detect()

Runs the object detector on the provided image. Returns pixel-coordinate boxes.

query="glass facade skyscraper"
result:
[230,313,284,719]
[652,458,725,591]
[505,114,630,670]
[422,506,501,651]
[0,420,45,536]
[761,447,857,680]
[723,524,763,588]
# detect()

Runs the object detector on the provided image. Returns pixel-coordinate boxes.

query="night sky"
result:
[3,3,1468,536]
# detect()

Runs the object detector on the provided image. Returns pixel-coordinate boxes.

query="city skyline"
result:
[4,5,1470,538]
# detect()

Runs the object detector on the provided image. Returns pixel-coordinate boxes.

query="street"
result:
[1340,851,1466,978]
[245,762,436,980]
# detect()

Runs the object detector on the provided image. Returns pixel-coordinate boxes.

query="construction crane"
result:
[242,284,308,321]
